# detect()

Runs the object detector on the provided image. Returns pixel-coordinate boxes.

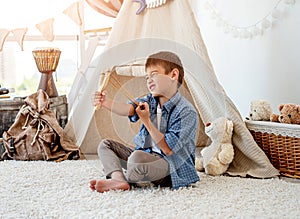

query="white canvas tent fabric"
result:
[65,0,279,178]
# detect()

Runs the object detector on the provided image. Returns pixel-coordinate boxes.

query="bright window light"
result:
[0,0,114,97]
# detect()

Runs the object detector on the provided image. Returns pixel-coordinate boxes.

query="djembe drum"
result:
[32,48,61,97]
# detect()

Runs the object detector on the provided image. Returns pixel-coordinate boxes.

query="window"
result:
[0,0,113,97]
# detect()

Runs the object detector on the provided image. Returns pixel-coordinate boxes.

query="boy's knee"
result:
[126,151,147,182]
[128,150,148,164]
[97,139,110,154]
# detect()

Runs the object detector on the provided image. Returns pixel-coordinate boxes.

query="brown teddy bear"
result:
[270,103,300,124]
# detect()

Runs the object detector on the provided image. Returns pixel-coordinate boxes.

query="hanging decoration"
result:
[0,28,28,52]
[0,29,10,52]
[85,0,122,18]
[63,1,83,26]
[146,0,167,8]
[204,0,296,39]
[10,28,28,51]
[132,0,147,14]
[0,0,123,51]
[132,0,168,15]
[35,18,55,42]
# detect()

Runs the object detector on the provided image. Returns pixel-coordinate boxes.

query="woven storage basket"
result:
[245,120,300,178]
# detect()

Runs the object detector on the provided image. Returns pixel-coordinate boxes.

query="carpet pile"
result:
[1,159,299,218]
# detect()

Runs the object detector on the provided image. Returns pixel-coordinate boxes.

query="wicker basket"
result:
[245,120,300,178]
[32,48,61,73]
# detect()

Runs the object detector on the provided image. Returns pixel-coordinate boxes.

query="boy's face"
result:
[145,64,177,97]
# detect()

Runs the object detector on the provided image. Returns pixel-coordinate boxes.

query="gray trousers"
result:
[98,139,171,187]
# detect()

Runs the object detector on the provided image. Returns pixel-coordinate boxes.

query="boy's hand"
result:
[94,90,107,107]
[136,102,150,123]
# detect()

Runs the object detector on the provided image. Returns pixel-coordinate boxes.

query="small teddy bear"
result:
[247,100,272,121]
[270,103,300,124]
[195,117,234,176]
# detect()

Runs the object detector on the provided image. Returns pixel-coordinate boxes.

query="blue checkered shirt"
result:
[128,92,199,189]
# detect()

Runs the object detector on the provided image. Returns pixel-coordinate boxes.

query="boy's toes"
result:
[89,179,97,190]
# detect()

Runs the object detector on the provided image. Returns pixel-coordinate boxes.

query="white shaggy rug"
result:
[1,159,300,219]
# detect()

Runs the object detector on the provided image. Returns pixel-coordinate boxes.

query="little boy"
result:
[90,51,199,192]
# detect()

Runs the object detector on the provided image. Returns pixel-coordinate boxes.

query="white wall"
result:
[190,0,300,118]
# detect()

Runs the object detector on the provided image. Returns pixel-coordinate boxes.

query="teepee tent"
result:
[65,0,279,178]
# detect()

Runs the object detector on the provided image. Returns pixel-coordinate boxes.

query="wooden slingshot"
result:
[95,65,145,111]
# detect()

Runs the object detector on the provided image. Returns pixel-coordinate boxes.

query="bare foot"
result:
[89,179,130,193]
[90,179,97,191]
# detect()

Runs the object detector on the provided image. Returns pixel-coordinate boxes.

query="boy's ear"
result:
[171,68,179,80]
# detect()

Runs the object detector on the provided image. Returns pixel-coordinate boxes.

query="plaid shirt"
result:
[129,92,199,189]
